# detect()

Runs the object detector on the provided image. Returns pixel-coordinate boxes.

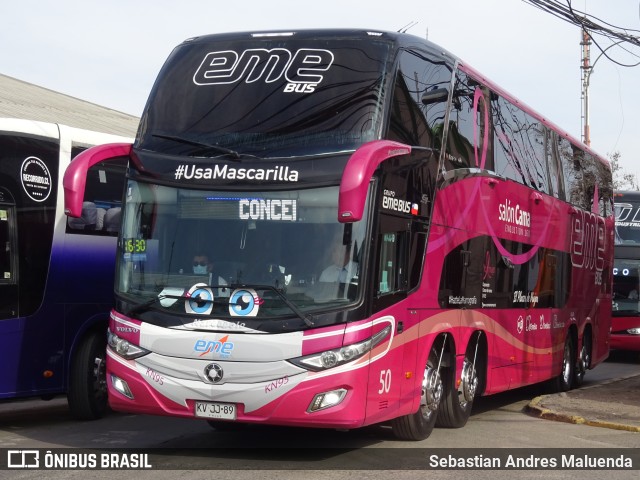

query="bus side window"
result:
[445,71,494,172]
[66,153,127,236]
[372,214,413,313]
[557,137,585,209]
[386,48,452,149]
[377,231,405,295]
[582,152,613,216]
[67,201,98,230]
[492,95,550,194]
[548,131,566,201]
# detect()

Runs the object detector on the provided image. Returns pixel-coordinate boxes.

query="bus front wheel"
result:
[391,346,443,440]
[67,330,109,420]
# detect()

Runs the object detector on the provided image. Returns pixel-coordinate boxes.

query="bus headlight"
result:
[289,325,391,371]
[107,330,150,360]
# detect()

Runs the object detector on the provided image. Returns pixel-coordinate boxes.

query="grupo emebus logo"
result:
[193,48,334,93]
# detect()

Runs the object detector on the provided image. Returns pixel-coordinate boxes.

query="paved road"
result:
[1,352,638,479]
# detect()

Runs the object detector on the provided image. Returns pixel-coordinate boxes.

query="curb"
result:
[525,390,640,434]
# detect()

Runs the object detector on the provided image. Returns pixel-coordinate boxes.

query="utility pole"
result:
[580,27,592,146]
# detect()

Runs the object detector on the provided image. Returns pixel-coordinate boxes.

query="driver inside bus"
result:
[191,253,231,296]
[319,244,358,284]
[192,253,213,275]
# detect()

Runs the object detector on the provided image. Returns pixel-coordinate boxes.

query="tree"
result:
[609,151,639,191]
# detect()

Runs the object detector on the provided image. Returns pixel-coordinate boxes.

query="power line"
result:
[522,0,640,67]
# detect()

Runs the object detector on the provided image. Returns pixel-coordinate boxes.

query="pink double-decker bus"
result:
[64,29,613,440]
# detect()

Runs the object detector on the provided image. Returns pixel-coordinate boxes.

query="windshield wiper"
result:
[251,284,315,327]
[125,294,165,317]
[152,133,242,160]
[124,291,220,317]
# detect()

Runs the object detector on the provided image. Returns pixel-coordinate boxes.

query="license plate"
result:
[194,401,237,420]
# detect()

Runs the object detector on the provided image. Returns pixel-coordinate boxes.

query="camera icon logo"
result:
[7,450,39,468]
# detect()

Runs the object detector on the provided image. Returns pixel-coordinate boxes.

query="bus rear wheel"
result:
[548,336,575,393]
[67,331,108,420]
[574,332,592,387]
[437,337,481,428]
[391,346,443,441]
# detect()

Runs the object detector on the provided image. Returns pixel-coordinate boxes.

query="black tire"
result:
[67,331,108,420]
[437,338,481,428]
[574,332,592,388]
[391,347,443,441]
[548,336,575,393]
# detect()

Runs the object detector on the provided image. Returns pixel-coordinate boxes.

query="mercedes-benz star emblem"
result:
[204,363,224,383]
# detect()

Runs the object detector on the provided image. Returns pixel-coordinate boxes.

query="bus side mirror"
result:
[63,143,132,217]
[338,140,411,223]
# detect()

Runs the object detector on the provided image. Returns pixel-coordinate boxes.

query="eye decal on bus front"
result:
[229,288,263,317]
[185,283,214,315]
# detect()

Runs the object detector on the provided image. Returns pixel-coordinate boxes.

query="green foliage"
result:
[610,151,639,191]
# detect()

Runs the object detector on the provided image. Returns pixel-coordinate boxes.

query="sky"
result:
[2,0,640,177]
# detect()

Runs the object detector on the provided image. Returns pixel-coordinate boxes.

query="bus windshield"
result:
[136,35,391,158]
[613,258,640,316]
[613,197,640,316]
[115,181,369,320]
[615,201,640,245]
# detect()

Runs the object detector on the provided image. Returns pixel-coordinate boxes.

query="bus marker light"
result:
[43,370,54,378]
[110,374,134,399]
[308,389,347,413]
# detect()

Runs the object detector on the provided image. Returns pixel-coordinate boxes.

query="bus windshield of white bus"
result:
[115,181,370,318]
[613,257,640,315]
[613,198,640,315]
[614,201,640,245]
[136,35,391,158]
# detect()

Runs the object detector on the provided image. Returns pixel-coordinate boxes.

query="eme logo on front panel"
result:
[193,48,335,93]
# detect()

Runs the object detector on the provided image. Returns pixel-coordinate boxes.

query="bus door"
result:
[366,213,409,420]
[366,200,431,420]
